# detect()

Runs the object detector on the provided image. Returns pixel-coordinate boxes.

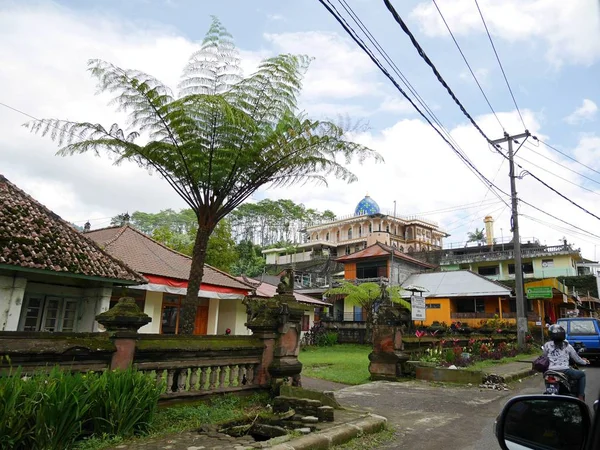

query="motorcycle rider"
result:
[543,324,590,400]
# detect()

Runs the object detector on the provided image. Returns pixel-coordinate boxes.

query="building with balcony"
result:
[262,195,448,293]
[412,216,583,282]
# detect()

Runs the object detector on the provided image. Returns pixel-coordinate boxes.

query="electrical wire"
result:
[431,0,504,131]
[515,154,600,197]
[473,0,527,129]
[519,198,600,240]
[534,136,600,178]
[522,144,600,187]
[521,214,600,245]
[381,0,497,146]
[318,0,510,210]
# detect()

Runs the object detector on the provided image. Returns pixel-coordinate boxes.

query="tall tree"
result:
[325,282,410,342]
[231,240,265,277]
[27,18,381,334]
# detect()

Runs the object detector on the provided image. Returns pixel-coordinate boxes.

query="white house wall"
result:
[0,275,27,331]
[78,287,112,332]
[140,290,162,334]
[217,299,251,335]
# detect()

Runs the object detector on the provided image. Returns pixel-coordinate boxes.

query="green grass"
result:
[464,352,539,371]
[331,425,396,449]
[75,393,269,450]
[299,344,371,385]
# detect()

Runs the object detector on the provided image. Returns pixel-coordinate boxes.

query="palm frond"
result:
[179,16,242,96]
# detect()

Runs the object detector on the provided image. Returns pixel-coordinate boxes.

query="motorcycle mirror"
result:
[495,395,591,450]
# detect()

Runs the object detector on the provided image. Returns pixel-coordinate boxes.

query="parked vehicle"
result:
[556,318,600,362]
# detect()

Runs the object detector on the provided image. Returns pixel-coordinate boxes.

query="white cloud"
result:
[564,99,598,125]
[572,134,600,167]
[267,13,284,21]
[2,2,600,262]
[411,0,600,66]
[263,31,381,100]
[459,68,489,84]
[378,96,414,114]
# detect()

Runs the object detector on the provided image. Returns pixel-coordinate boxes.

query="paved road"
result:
[317,367,600,450]
[468,366,600,449]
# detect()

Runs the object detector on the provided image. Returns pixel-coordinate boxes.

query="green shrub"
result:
[315,331,338,347]
[0,367,162,450]
[85,369,162,437]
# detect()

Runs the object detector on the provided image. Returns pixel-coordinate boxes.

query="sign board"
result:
[526,287,553,299]
[411,295,426,321]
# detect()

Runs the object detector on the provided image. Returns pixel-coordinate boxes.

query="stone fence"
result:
[0,295,308,402]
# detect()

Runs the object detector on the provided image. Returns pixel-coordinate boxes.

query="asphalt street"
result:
[311,367,600,449]
[467,366,600,450]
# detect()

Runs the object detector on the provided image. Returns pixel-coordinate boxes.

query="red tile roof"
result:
[236,276,330,306]
[0,175,145,283]
[335,242,437,269]
[85,225,252,291]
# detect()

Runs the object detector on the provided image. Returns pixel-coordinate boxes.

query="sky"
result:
[1,0,600,259]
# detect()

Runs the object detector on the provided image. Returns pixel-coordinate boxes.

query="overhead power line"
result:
[473,0,526,129]
[521,214,600,245]
[519,198,600,240]
[318,0,510,209]
[431,0,504,131]
[515,154,600,197]
[534,136,600,178]
[381,0,496,147]
[523,144,600,187]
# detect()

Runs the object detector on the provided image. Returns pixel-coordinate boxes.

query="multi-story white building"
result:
[262,195,448,267]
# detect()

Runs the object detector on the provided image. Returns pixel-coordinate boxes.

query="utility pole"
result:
[491,131,530,350]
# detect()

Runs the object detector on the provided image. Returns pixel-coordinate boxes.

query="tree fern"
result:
[26,16,382,334]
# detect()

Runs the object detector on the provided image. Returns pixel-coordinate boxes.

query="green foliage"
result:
[27,17,380,334]
[231,239,266,276]
[467,228,486,244]
[76,393,268,450]
[0,367,162,450]
[229,198,337,247]
[205,220,238,272]
[85,369,161,437]
[301,323,338,347]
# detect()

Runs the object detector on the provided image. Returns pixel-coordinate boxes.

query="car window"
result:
[557,320,568,331]
[569,320,597,335]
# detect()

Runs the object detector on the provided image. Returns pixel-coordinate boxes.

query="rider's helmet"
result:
[548,324,566,344]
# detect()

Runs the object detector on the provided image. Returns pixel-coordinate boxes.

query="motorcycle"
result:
[543,341,586,397]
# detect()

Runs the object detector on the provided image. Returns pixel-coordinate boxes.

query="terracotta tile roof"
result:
[335,242,437,269]
[236,276,331,306]
[85,225,252,291]
[0,175,145,283]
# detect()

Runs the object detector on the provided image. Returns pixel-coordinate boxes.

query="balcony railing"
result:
[440,244,579,265]
[450,312,539,321]
[323,311,366,323]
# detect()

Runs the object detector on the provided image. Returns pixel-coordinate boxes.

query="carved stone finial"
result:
[96,297,151,334]
[276,268,294,295]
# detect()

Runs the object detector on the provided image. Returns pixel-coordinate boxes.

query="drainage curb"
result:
[501,369,536,383]
[267,414,388,450]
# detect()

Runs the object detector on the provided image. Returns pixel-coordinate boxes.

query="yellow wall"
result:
[422,298,452,326]
[217,300,251,336]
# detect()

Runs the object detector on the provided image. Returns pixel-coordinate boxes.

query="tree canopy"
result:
[28,17,381,334]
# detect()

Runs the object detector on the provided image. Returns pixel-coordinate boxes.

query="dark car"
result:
[495,393,599,449]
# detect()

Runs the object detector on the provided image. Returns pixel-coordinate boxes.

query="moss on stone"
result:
[136,336,263,352]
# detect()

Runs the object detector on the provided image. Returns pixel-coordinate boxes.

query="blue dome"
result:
[354,195,380,216]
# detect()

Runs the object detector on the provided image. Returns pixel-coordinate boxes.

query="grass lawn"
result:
[299,344,371,385]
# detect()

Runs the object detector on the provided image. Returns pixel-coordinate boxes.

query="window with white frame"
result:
[19,295,79,332]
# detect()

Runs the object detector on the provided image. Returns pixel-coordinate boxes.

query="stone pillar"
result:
[95,297,151,370]
[368,305,410,381]
[245,291,308,392]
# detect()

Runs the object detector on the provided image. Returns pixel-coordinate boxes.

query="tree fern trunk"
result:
[179,224,211,335]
